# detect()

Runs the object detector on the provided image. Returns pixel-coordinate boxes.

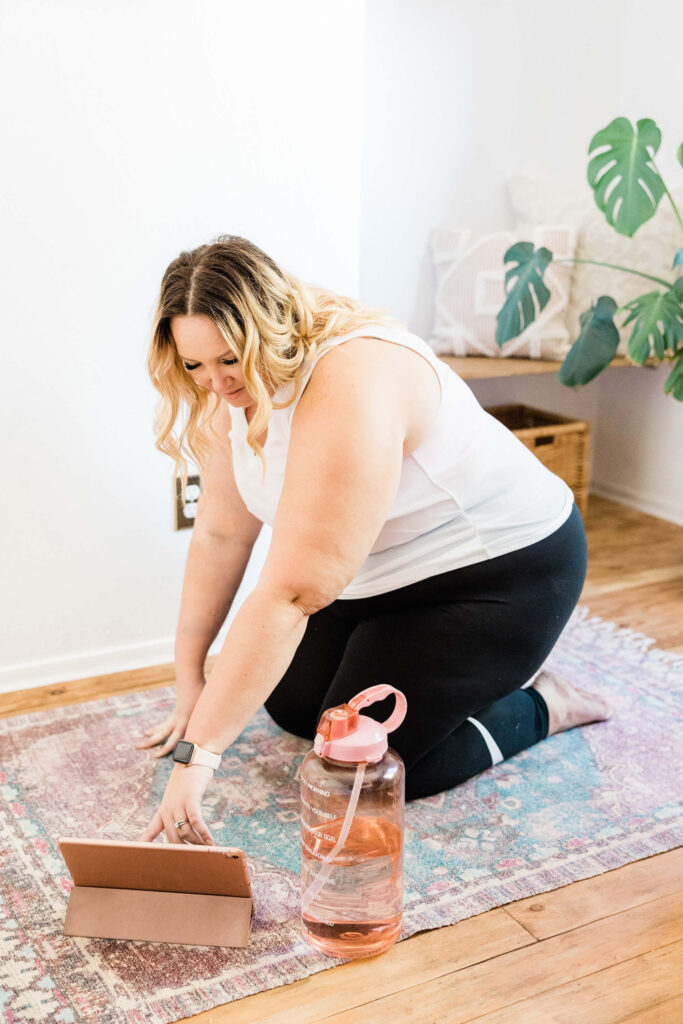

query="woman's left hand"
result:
[141,762,216,845]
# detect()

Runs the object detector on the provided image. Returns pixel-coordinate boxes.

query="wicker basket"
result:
[484,403,590,519]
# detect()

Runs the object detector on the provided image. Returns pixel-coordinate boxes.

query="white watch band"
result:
[189,744,221,770]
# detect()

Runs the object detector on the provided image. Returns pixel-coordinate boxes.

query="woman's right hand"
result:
[135,673,207,760]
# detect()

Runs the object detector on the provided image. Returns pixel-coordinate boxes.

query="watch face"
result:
[173,740,194,764]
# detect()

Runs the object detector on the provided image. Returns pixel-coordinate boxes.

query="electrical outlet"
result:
[174,474,202,530]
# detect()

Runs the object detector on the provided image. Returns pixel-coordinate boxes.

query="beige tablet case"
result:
[58,836,254,948]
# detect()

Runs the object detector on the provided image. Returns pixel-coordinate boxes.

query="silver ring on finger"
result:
[174,818,190,829]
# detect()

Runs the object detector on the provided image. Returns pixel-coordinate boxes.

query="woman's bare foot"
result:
[531,669,612,736]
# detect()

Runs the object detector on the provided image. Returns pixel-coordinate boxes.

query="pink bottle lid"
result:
[313,685,407,764]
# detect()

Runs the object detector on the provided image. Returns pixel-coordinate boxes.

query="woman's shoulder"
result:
[315,330,442,398]
[313,325,426,370]
[299,332,442,456]
[308,332,407,386]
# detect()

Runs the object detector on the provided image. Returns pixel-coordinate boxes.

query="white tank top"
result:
[229,323,575,599]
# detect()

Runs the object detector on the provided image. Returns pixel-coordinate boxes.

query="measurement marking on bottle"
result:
[301,795,334,819]
[302,778,330,797]
[301,836,326,860]
[301,836,356,861]
[302,824,338,842]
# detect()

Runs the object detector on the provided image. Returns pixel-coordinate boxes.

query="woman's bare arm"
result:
[175,401,262,688]
[138,403,263,757]
[174,532,258,679]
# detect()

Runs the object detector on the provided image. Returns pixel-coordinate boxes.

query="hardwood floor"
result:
[1,495,681,1022]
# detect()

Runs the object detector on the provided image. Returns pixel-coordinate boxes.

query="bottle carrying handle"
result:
[347,684,407,734]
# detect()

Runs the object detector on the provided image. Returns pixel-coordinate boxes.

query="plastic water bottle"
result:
[299,684,406,959]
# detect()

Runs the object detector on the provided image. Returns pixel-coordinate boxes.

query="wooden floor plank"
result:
[617,991,683,1023]
[0,663,176,719]
[0,651,224,716]
[0,653,221,720]
[583,495,683,563]
[465,940,683,1024]
[182,909,534,1024]
[314,893,683,1024]
[581,498,683,587]
[503,848,683,939]
[579,577,683,652]
[580,563,683,598]
[580,496,683,653]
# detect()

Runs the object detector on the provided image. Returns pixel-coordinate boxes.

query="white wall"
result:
[360,0,683,524]
[0,0,365,691]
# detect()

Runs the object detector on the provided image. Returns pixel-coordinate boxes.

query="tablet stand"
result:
[59,836,254,948]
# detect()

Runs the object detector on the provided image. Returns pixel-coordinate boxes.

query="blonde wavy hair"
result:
[146,234,405,495]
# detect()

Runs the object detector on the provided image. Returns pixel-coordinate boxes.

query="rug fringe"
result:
[572,605,683,673]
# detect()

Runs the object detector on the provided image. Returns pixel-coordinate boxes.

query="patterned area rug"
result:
[2,606,682,1023]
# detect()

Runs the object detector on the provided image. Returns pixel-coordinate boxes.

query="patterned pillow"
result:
[428,223,577,359]
[507,172,683,356]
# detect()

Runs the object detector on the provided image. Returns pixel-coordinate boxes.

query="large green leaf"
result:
[587,117,665,237]
[495,242,552,345]
[557,296,620,386]
[664,352,683,400]
[620,286,683,362]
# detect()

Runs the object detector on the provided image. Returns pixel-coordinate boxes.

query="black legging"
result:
[265,501,588,801]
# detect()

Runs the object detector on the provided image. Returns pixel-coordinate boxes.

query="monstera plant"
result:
[496,117,683,399]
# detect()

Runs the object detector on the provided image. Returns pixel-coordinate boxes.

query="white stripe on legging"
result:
[467,716,504,765]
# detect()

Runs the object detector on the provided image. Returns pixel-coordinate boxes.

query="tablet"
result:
[58,836,254,947]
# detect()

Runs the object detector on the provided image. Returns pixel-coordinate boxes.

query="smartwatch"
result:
[172,739,221,771]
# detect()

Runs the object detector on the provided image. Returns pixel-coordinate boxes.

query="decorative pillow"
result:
[428,223,577,359]
[507,172,683,357]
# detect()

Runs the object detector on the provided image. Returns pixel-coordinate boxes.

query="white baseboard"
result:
[0,626,231,697]
[589,480,683,527]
